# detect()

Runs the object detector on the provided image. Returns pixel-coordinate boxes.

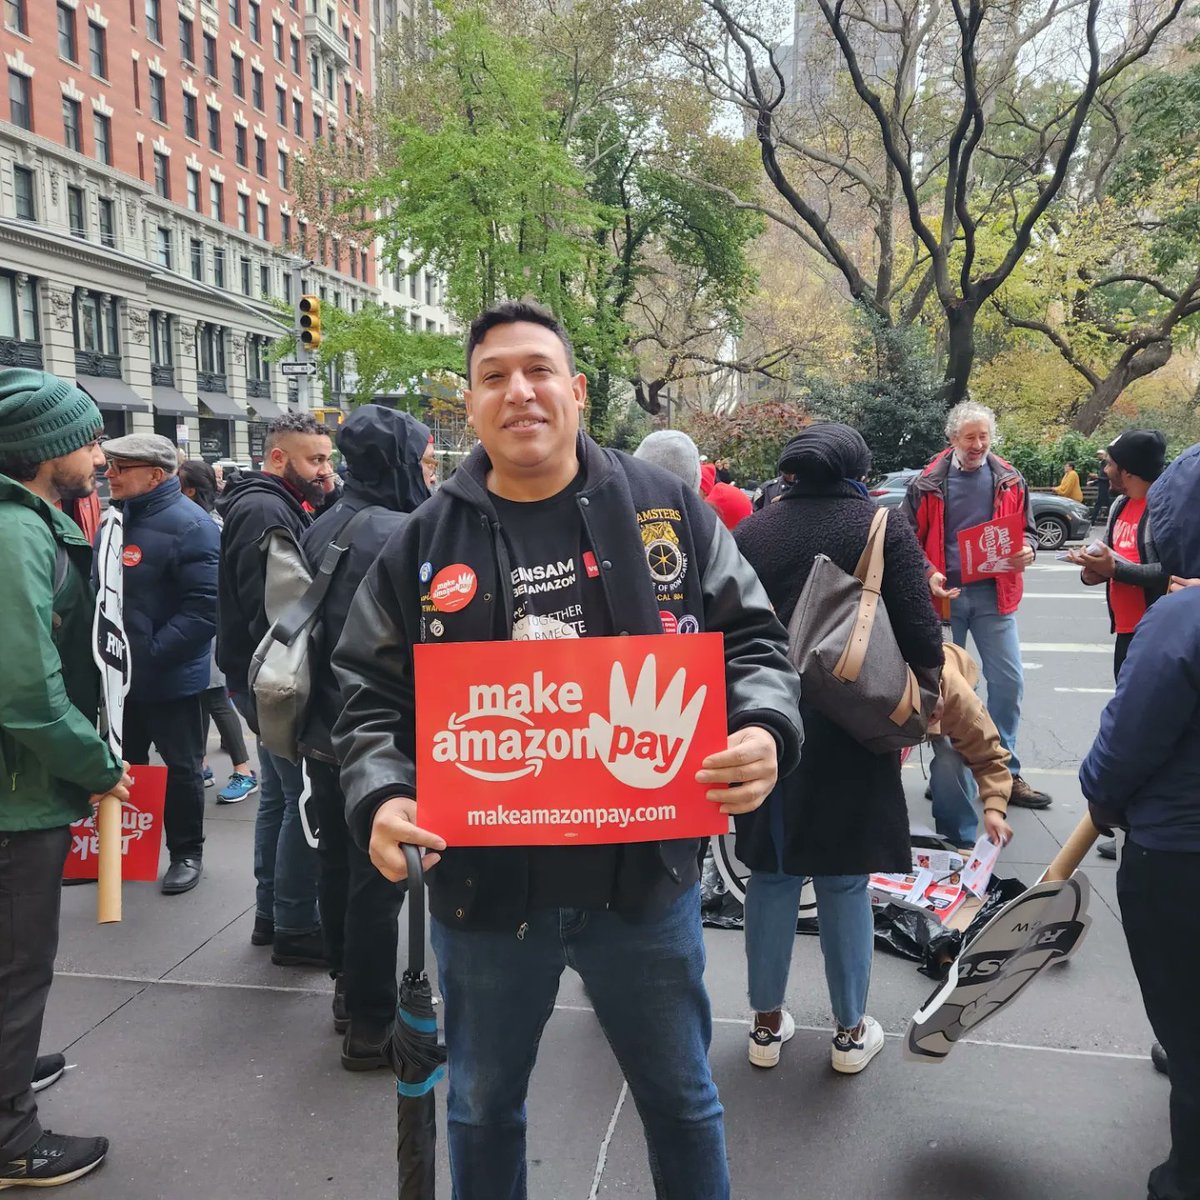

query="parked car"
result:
[869,469,1092,550]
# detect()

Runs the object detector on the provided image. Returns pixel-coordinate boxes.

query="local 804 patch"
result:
[638,513,687,592]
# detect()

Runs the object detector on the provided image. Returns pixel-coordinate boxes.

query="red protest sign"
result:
[956,513,1026,584]
[63,764,167,882]
[414,634,729,846]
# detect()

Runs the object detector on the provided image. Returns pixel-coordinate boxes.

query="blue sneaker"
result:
[217,772,258,804]
[203,765,214,788]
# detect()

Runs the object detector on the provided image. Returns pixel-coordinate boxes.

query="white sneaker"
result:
[748,1010,795,1068]
[831,1015,885,1074]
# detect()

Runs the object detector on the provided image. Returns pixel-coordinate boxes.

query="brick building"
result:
[0,0,380,463]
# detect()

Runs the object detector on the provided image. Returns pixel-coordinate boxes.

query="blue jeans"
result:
[929,735,979,847]
[745,871,874,1030]
[430,886,729,1200]
[946,582,1023,774]
[253,740,319,936]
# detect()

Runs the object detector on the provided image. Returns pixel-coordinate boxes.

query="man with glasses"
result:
[102,433,220,895]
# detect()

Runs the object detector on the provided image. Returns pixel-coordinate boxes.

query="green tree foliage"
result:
[687,399,811,484]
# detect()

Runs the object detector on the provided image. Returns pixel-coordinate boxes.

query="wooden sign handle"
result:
[97,794,122,924]
[1043,814,1103,883]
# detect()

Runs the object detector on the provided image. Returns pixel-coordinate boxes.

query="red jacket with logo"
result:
[902,449,1037,618]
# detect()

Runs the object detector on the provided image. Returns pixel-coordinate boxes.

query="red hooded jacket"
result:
[700,463,752,531]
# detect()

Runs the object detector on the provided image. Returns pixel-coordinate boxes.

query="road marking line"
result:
[1022,662,1042,669]
[1020,643,1111,652]
[588,1082,628,1200]
[1055,687,1115,694]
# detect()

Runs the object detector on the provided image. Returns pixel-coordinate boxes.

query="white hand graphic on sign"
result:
[588,656,706,789]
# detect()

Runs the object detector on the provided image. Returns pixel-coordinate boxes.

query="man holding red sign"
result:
[904,400,1048,841]
[333,300,802,1200]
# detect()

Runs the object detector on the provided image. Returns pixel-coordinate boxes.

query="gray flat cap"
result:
[634,430,702,492]
[102,432,179,473]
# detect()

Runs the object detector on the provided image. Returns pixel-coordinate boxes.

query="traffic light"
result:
[299,294,322,350]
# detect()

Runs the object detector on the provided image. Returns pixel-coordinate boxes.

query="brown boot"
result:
[1009,775,1051,809]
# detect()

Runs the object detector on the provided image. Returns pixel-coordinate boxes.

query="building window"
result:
[89,23,109,79]
[239,256,251,294]
[67,186,86,237]
[228,0,240,27]
[179,16,194,62]
[312,111,322,140]
[209,179,223,221]
[349,251,357,279]
[231,54,244,98]
[282,270,292,303]
[153,151,170,198]
[360,249,368,280]
[256,200,268,239]
[310,53,318,88]
[235,123,247,166]
[74,290,120,356]
[272,21,282,61]
[248,1,260,42]
[277,149,288,189]
[237,192,248,232]
[290,34,300,73]
[183,91,198,139]
[8,71,30,131]
[281,211,291,241]
[213,246,226,288]
[156,225,173,269]
[254,134,266,176]
[207,106,221,151]
[326,64,334,100]
[332,237,340,269]
[149,72,166,122]
[93,113,111,164]
[186,167,200,211]
[275,84,286,125]
[133,62,141,109]
[190,237,204,280]
[5,0,27,35]
[259,263,269,297]
[344,80,351,116]
[62,98,82,152]
[198,324,226,373]
[251,68,264,111]
[145,0,162,44]
[354,35,361,69]
[203,33,217,78]
[13,165,34,220]
[57,2,78,63]
[150,311,173,367]
[0,272,39,353]
[98,197,115,247]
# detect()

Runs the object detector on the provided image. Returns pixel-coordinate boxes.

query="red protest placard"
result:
[956,513,1026,584]
[63,764,167,882]
[414,634,729,846]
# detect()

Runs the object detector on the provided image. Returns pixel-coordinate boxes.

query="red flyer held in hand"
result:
[956,513,1026,584]
[62,764,167,882]
[414,634,729,847]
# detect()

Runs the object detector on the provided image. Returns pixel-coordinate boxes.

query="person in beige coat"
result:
[929,642,1014,849]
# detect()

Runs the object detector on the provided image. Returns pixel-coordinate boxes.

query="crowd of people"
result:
[0,297,1196,1199]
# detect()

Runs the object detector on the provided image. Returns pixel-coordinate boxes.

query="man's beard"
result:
[282,459,325,506]
[52,462,97,502]
[951,449,986,472]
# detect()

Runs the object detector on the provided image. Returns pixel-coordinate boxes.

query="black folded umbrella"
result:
[391,845,446,1200]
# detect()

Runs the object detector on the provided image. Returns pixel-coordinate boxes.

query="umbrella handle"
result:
[402,844,426,977]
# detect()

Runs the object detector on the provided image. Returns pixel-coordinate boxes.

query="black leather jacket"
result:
[332,434,803,931]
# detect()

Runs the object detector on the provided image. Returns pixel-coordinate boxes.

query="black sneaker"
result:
[271,929,328,968]
[332,975,349,1034]
[1151,1041,1169,1077]
[1009,776,1052,809]
[0,1132,108,1188]
[31,1054,66,1094]
[1097,838,1117,860]
[341,1021,392,1072]
[250,916,274,947]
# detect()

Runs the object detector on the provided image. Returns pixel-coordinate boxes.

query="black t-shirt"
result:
[489,475,620,910]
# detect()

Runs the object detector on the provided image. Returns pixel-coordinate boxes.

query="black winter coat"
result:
[733,483,944,877]
[215,472,312,694]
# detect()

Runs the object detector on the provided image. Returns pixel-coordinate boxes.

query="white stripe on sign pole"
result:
[1054,687,1115,694]
[1019,643,1112,653]
[1027,564,1087,571]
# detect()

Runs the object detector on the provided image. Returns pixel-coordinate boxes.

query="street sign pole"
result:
[291,259,312,411]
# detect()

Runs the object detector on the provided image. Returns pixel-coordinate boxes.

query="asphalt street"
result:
[41,549,1164,1200]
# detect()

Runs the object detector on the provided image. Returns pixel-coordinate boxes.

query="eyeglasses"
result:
[105,461,161,476]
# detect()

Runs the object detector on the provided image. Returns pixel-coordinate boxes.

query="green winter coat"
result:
[0,473,124,830]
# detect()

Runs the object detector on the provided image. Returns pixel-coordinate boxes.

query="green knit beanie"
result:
[0,368,103,466]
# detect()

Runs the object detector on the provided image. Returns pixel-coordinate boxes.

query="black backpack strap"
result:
[269,506,380,647]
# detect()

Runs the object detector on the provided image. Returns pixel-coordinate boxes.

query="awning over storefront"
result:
[244,396,286,421]
[198,392,248,421]
[150,386,192,417]
[78,375,150,413]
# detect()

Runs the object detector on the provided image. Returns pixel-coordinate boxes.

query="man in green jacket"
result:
[0,368,132,1190]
